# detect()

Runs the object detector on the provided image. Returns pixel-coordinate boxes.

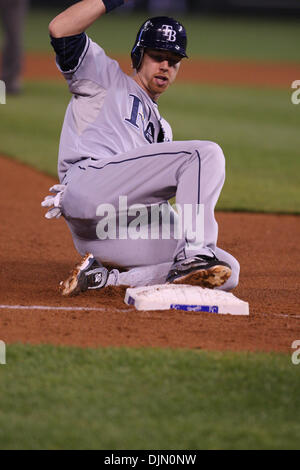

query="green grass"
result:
[0,344,299,450]
[160,83,300,213]
[1,80,299,212]
[1,9,299,62]
[0,81,69,174]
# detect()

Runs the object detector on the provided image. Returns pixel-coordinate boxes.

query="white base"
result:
[124,284,249,315]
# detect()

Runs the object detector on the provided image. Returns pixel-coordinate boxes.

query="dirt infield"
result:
[0,155,299,353]
[24,52,300,88]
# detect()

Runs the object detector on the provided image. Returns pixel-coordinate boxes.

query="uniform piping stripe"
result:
[86,150,192,171]
[196,150,201,205]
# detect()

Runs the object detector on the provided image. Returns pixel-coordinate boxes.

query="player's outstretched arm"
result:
[49,0,128,38]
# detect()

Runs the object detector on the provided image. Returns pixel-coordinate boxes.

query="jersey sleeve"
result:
[50,33,123,95]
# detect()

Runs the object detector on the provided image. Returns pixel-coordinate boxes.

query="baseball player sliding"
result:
[42,0,240,296]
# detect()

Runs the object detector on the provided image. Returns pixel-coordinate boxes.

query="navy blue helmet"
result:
[131,16,188,70]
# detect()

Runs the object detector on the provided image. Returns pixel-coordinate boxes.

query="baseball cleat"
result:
[166,254,231,288]
[59,253,109,297]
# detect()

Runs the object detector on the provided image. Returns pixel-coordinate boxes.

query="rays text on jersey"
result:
[125,94,156,143]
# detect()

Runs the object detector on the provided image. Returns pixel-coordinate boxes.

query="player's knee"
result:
[62,184,95,219]
[193,140,225,168]
[206,141,225,165]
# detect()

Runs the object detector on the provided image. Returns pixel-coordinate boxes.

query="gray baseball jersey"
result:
[57,35,172,182]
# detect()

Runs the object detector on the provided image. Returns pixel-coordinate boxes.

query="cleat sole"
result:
[171,265,232,289]
[59,253,94,297]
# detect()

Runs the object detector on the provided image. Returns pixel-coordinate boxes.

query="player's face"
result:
[134,48,182,100]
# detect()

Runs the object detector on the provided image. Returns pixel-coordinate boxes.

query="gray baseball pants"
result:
[61,140,240,291]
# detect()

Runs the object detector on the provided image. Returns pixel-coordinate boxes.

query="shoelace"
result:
[179,255,218,266]
[194,254,217,262]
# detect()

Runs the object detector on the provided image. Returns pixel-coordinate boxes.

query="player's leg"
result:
[64,232,239,292]
[60,140,235,293]
[62,139,224,257]
[115,247,239,291]
[71,233,178,268]
[116,245,240,290]
[65,203,239,292]
[60,166,181,296]
[69,232,174,287]
[61,204,178,295]
[66,200,179,268]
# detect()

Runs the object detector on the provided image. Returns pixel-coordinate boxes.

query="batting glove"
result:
[41,184,66,219]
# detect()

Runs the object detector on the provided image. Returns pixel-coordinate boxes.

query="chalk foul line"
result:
[0,304,132,313]
[0,305,299,318]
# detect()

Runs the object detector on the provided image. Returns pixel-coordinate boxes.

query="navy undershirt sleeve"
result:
[102,0,124,13]
[50,33,87,72]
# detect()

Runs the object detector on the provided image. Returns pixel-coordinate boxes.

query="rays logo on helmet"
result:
[161,25,177,42]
